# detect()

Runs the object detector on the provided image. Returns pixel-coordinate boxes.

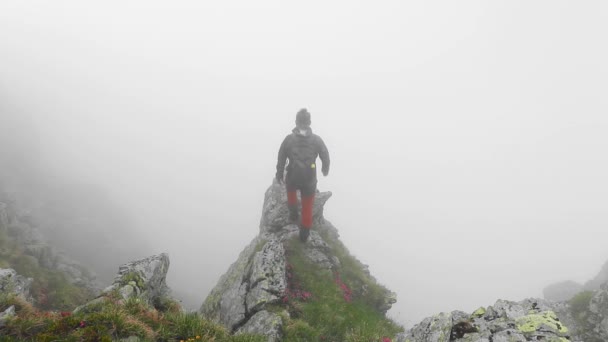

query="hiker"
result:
[276,108,330,242]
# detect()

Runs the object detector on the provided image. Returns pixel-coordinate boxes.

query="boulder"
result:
[0,268,32,301]
[235,310,283,342]
[76,253,172,313]
[397,298,572,342]
[106,253,171,305]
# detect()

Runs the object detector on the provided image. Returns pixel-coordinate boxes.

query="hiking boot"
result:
[299,227,310,242]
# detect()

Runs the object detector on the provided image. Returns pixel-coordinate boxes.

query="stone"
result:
[76,253,173,314]
[246,239,286,312]
[113,253,170,305]
[236,310,283,342]
[0,305,16,328]
[0,268,32,301]
[399,298,576,342]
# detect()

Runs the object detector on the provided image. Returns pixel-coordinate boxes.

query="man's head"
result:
[295,108,311,129]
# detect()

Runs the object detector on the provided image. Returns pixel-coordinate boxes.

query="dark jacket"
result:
[276,127,330,186]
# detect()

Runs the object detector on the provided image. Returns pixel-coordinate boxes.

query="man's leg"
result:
[299,182,316,242]
[286,184,299,223]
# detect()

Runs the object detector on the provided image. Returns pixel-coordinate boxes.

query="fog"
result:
[1,1,608,327]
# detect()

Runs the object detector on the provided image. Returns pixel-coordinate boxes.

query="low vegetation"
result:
[279,236,403,342]
[0,292,265,341]
[569,290,603,342]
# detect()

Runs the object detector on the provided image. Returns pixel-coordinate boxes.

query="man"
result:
[276,108,330,242]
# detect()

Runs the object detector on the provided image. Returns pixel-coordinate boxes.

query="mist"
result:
[1,0,608,327]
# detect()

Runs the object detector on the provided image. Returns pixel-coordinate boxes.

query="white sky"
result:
[1,0,607,327]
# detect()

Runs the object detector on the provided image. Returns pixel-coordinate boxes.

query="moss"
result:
[471,307,486,318]
[120,272,145,290]
[516,311,568,335]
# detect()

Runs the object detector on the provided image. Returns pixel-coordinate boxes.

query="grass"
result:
[568,290,603,342]
[280,236,403,342]
[0,293,266,341]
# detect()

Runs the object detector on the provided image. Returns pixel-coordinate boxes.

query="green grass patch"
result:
[282,238,403,342]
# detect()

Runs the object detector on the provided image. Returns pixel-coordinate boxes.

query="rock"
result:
[544,280,584,302]
[236,310,283,342]
[113,253,170,305]
[78,254,172,313]
[0,305,16,328]
[0,268,32,301]
[246,238,286,312]
[201,182,397,336]
[398,298,574,342]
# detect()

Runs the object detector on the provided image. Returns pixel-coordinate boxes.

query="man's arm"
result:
[317,136,330,176]
[276,136,289,182]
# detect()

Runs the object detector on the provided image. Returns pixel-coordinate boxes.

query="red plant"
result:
[283,262,313,303]
[334,273,352,302]
[382,337,392,342]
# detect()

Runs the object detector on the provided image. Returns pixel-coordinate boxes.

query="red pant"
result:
[287,190,315,229]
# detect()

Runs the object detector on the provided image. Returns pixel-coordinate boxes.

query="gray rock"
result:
[399,298,573,342]
[219,281,248,329]
[246,239,286,312]
[0,305,16,328]
[492,329,526,342]
[113,253,170,305]
[77,253,172,314]
[0,268,32,301]
[544,280,583,302]
[119,284,136,300]
[201,236,264,328]
[236,310,283,342]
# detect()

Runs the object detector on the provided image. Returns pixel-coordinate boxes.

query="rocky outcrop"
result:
[200,180,396,340]
[102,253,171,304]
[0,268,32,328]
[397,298,572,342]
[0,268,32,301]
[544,280,583,302]
[76,253,172,314]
